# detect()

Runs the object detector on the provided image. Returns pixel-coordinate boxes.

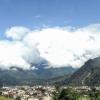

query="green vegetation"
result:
[0,67,76,86]
[52,86,79,100]
[52,86,100,100]
[69,57,100,86]
[0,96,13,100]
[15,96,21,100]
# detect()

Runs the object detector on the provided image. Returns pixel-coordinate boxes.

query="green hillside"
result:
[68,57,100,86]
[0,67,76,86]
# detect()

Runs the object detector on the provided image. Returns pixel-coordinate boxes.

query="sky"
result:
[0,0,100,69]
[0,0,100,36]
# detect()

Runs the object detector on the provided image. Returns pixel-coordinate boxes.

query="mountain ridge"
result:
[68,57,100,86]
[0,66,77,86]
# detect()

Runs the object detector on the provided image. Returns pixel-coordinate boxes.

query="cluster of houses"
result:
[0,85,55,100]
[0,85,98,100]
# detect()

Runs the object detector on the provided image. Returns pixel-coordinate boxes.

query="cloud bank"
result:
[0,24,100,69]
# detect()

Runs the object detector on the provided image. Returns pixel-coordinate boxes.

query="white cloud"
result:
[23,25,100,68]
[6,26,30,40]
[34,15,41,18]
[0,24,100,69]
[0,41,30,69]
[0,40,41,70]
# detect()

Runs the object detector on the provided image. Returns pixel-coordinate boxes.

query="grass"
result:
[78,97,90,100]
[0,96,13,100]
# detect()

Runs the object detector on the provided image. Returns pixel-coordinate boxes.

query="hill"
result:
[68,57,100,86]
[0,67,77,86]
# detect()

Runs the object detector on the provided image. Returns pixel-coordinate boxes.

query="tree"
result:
[52,86,78,100]
[89,87,99,100]
[0,80,3,89]
[16,96,21,100]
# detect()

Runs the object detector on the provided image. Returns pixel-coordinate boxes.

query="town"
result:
[1,85,100,100]
[0,85,55,100]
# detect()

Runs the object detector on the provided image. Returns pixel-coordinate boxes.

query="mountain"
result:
[68,57,100,86]
[0,59,77,86]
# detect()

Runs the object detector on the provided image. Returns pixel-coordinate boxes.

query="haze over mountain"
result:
[0,59,77,86]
